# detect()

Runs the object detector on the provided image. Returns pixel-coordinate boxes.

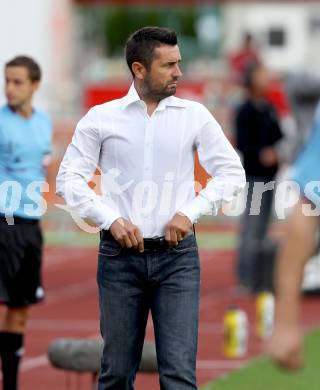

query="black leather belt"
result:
[101,230,168,250]
[143,236,168,250]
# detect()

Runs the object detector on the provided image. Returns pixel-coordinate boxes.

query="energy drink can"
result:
[223,306,248,358]
[256,291,275,338]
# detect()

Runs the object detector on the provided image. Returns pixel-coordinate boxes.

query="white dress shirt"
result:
[56,83,245,237]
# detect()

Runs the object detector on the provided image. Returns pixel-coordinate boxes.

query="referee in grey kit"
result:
[57,27,245,390]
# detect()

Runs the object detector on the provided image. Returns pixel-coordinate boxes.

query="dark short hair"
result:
[125,26,178,77]
[5,56,41,82]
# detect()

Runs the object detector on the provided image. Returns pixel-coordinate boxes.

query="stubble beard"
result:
[142,75,177,102]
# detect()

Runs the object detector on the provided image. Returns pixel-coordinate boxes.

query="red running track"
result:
[4,244,320,390]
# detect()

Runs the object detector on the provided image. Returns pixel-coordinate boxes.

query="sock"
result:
[0,331,24,390]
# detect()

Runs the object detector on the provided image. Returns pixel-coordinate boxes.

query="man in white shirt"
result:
[56,26,245,390]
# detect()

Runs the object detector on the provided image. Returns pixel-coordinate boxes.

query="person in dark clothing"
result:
[235,63,283,292]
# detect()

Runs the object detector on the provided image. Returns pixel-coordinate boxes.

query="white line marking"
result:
[18,332,102,376]
[21,355,49,372]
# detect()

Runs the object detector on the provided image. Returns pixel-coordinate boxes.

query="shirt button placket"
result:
[144,117,154,233]
[144,118,154,180]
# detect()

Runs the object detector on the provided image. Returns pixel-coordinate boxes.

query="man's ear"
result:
[131,62,147,80]
[31,81,40,93]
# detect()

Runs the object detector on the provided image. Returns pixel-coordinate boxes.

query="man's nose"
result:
[173,64,183,78]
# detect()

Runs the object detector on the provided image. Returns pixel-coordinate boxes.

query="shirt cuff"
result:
[99,208,122,230]
[178,195,218,224]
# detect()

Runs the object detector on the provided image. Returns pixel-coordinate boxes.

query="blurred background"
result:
[1,0,320,236]
[1,1,320,389]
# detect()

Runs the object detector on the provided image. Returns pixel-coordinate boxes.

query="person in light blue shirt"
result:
[290,103,320,206]
[0,105,52,219]
[267,103,320,370]
[0,56,52,390]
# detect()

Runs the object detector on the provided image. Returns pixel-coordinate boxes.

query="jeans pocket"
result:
[170,246,197,254]
[99,240,123,257]
[169,234,198,254]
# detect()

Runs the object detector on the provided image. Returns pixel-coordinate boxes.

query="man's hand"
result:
[164,212,192,247]
[259,146,278,167]
[109,218,144,252]
[265,324,303,370]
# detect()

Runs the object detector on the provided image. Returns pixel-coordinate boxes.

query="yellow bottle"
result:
[256,292,275,338]
[223,306,248,358]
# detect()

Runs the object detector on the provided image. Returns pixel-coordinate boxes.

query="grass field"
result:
[201,329,320,390]
[43,208,238,249]
[44,229,237,250]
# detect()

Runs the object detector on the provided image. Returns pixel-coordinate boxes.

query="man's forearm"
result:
[275,199,319,326]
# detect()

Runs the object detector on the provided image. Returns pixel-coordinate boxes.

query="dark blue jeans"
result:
[97,233,200,390]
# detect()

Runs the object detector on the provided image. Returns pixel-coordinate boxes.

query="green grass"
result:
[44,230,99,247]
[196,232,236,250]
[201,329,320,390]
[43,209,237,250]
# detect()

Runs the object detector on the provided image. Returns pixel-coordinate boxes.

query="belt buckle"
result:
[154,236,164,245]
[144,236,166,250]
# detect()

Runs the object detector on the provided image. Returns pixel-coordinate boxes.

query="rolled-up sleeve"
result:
[56,107,121,229]
[179,105,246,223]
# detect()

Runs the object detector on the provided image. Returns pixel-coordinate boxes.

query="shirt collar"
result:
[120,83,141,109]
[121,82,187,111]
[157,95,187,111]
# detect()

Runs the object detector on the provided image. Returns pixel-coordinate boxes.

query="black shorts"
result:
[0,216,44,308]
